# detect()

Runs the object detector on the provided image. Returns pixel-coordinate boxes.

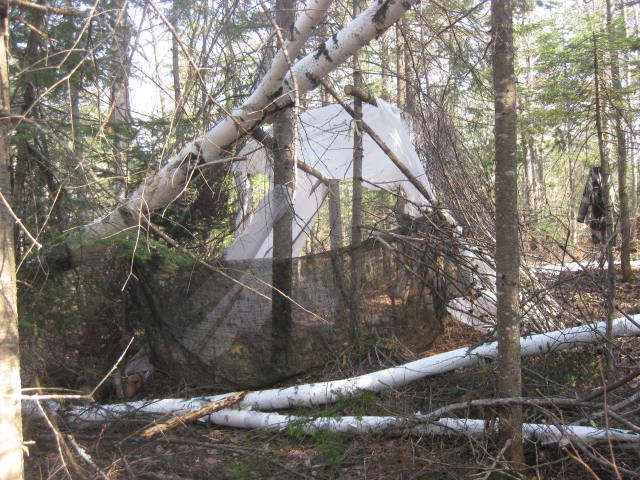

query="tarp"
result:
[225,98,435,260]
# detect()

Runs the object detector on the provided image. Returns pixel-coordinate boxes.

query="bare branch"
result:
[9,0,89,17]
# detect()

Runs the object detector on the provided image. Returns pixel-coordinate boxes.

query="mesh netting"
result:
[131,236,449,388]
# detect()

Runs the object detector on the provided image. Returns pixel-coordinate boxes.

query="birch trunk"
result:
[207,413,640,447]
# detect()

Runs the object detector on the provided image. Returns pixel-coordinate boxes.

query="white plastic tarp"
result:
[225,98,434,261]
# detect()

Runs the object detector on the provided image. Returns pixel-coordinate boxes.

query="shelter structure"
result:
[132,99,460,388]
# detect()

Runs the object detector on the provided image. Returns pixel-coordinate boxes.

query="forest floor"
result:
[22,255,640,480]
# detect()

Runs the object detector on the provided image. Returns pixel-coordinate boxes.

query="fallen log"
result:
[202,410,640,446]
[56,315,639,423]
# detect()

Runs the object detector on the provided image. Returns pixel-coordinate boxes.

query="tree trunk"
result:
[271,0,296,371]
[318,19,331,107]
[568,154,579,245]
[401,17,415,116]
[12,10,45,261]
[593,31,617,378]
[395,21,405,110]
[530,138,545,208]
[350,0,363,340]
[108,6,133,202]
[0,0,25,475]
[379,30,391,101]
[171,0,181,107]
[629,4,639,228]
[492,0,524,465]
[520,132,536,236]
[169,0,184,144]
[606,0,633,282]
[328,179,343,251]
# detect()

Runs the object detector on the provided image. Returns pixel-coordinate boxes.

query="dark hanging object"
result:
[577,166,606,243]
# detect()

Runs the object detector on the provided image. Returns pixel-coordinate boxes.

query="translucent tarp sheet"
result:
[225,98,435,260]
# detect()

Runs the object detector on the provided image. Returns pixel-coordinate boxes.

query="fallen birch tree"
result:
[44,315,639,433]
[201,411,640,447]
[165,396,640,446]
[53,0,421,267]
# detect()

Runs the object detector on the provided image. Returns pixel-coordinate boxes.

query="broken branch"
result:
[140,391,248,438]
[344,84,377,106]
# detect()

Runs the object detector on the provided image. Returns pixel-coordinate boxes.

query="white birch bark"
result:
[63,0,420,265]
[23,401,639,446]
[203,411,640,446]
[54,315,640,422]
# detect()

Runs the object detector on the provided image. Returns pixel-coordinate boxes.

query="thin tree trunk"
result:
[70,79,82,152]
[492,0,524,465]
[350,0,363,340]
[520,132,533,224]
[171,0,181,108]
[271,0,296,371]
[395,21,405,110]
[108,7,132,202]
[568,155,578,246]
[593,32,617,378]
[318,11,340,253]
[328,179,343,251]
[606,0,633,282]
[530,138,545,208]
[401,17,415,116]
[379,30,391,101]
[629,4,639,225]
[318,19,331,107]
[0,0,25,476]
[234,170,253,233]
[13,17,40,259]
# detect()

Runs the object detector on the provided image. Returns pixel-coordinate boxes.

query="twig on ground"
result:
[66,435,110,480]
[582,366,640,401]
